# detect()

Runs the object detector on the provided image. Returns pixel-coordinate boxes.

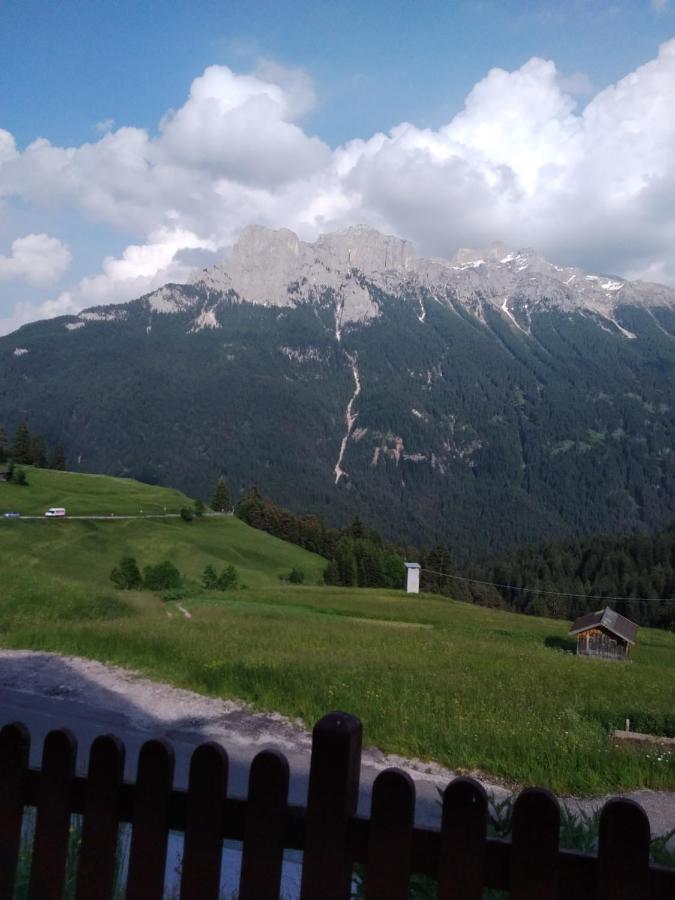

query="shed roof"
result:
[404,562,421,570]
[569,607,638,645]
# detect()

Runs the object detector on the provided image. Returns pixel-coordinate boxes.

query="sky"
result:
[0,0,674,334]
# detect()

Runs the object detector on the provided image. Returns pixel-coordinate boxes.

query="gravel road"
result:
[0,649,673,840]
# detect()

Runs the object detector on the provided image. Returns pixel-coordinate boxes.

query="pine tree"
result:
[50,444,66,470]
[0,425,6,463]
[201,564,219,589]
[211,478,231,512]
[218,564,238,590]
[30,434,47,468]
[12,422,31,464]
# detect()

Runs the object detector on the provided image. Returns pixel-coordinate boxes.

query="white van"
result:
[44,508,66,517]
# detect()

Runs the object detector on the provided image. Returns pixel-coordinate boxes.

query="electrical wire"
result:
[419,567,675,604]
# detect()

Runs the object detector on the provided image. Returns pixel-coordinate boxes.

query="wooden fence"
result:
[0,712,673,900]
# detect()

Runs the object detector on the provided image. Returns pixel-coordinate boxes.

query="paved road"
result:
[6,512,233,520]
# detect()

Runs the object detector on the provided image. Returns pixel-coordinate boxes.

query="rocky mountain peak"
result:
[177,223,675,332]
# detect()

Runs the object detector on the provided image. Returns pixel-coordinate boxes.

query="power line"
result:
[420,568,675,604]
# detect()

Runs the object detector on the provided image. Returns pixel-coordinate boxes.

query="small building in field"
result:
[404,562,420,594]
[0,472,8,482]
[569,607,638,661]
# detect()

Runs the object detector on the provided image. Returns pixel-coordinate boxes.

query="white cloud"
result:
[651,0,668,15]
[0,233,71,285]
[95,118,116,134]
[2,43,675,334]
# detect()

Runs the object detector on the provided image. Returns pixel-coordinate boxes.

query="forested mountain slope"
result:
[1,226,674,558]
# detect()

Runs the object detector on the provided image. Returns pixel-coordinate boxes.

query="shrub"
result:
[218,564,238,590]
[143,561,181,591]
[285,568,305,584]
[110,556,142,590]
[180,506,194,522]
[12,467,28,486]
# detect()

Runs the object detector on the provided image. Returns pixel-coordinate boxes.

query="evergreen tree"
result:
[201,564,219,589]
[12,422,31,464]
[218,564,238,590]
[211,478,231,512]
[0,425,6,463]
[30,434,48,468]
[194,497,205,518]
[50,444,66,470]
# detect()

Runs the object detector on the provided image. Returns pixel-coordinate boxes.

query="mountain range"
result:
[2,225,674,557]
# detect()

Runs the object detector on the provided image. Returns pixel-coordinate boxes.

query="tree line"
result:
[235,487,406,589]
[0,421,65,470]
[418,530,675,629]
[235,486,674,629]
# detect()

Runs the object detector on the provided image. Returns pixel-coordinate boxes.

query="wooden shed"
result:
[569,607,638,661]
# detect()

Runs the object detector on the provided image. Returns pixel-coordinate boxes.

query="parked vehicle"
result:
[3,511,20,518]
[44,507,66,517]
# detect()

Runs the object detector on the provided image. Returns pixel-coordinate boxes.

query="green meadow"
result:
[0,470,673,795]
[0,466,193,516]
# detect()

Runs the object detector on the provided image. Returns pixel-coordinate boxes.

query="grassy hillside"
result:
[0,515,327,591]
[0,466,194,516]
[0,470,673,795]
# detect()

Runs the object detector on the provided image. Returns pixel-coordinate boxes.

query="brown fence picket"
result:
[1,717,674,900]
[75,734,126,900]
[597,799,650,900]
[511,787,560,900]
[126,738,175,900]
[299,711,362,900]
[179,742,228,900]
[238,749,290,900]
[437,777,487,900]
[29,728,78,900]
[364,768,415,900]
[0,722,30,898]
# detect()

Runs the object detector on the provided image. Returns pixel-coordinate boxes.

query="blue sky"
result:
[1,0,674,332]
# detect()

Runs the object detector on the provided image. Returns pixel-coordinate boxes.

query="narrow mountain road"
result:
[9,512,233,520]
[0,650,673,841]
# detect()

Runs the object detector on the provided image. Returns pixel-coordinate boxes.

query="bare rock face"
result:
[188,224,414,325]
[155,223,675,337]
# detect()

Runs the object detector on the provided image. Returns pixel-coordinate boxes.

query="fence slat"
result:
[364,768,415,900]
[179,742,228,900]
[29,728,78,900]
[0,722,30,899]
[511,787,560,900]
[126,738,175,900]
[597,799,650,900]
[76,734,126,900]
[300,711,362,900]
[239,749,290,900]
[438,777,487,900]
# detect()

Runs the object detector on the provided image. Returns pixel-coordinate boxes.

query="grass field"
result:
[0,466,194,516]
[1,471,673,795]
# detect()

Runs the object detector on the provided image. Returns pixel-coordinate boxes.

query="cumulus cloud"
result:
[0,234,71,285]
[2,43,675,334]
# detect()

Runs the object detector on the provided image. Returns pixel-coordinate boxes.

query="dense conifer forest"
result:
[236,489,674,629]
